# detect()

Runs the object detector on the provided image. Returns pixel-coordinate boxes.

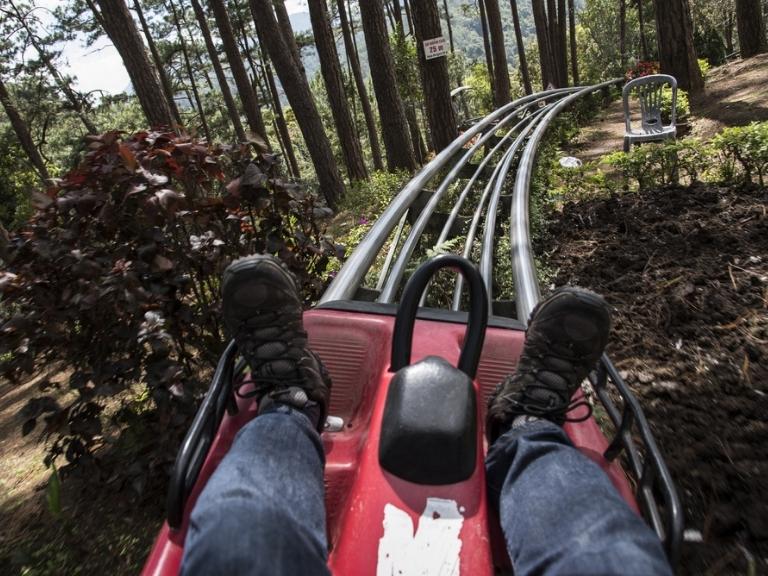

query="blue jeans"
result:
[182,408,672,576]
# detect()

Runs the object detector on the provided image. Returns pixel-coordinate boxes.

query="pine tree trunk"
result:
[93,0,175,127]
[403,0,414,36]
[735,0,767,57]
[510,0,532,94]
[557,0,568,86]
[653,0,704,94]
[392,0,405,33]
[568,0,579,84]
[259,46,301,178]
[337,0,384,171]
[410,0,457,152]
[133,0,182,126]
[532,0,555,89]
[0,77,50,183]
[725,10,734,53]
[189,0,246,141]
[168,0,211,141]
[358,0,417,171]
[208,0,269,144]
[484,0,511,106]
[250,0,345,207]
[309,0,368,180]
[442,0,455,52]
[619,0,627,70]
[274,0,305,74]
[637,0,649,60]
[478,0,496,95]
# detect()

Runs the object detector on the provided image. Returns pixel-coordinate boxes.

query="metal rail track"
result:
[320,81,684,567]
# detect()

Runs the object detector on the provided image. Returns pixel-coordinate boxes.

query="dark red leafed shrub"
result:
[0,130,337,484]
[625,60,660,80]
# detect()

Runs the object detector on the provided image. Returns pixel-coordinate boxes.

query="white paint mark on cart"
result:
[377,497,464,576]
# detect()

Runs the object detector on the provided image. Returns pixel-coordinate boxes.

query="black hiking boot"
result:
[486,287,611,442]
[222,255,331,432]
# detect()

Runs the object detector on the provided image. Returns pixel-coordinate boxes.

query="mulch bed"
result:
[541,182,768,574]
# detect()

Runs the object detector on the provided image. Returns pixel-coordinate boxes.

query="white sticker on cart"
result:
[377,497,463,576]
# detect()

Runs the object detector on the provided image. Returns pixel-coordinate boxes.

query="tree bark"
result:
[410,0,457,152]
[510,0,532,94]
[392,0,404,33]
[189,0,246,141]
[484,0,511,106]
[274,0,305,74]
[478,0,496,95]
[308,0,368,180]
[557,0,568,86]
[619,0,627,70]
[403,0,414,36]
[0,77,50,183]
[132,0,182,125]
[168,0,211,141]
[358,0,417,171]
[725,10,734,53]
[735,0,767,57]
[442,0,455,52]
[637,0,649,61]
[208,0,269,144]
[337,0,384,171]
[532,0,555,89]
[568,0,579,84]
[250,0,345,207]
[258,43,301,178]
[653,0,704,94]
[93,0,175,126]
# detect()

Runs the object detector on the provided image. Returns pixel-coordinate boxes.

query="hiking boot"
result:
[486,287,611,442]
[222,255,331,432]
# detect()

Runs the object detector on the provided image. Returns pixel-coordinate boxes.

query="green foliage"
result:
[698,58,711,79]
[341,169,412,219]
[662,87,690,122]
[712,122,768,186]
[603,138,710,189]
[462,62,494,118]
[0,130,336,479]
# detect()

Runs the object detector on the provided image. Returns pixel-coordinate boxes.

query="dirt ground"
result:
[541,182,768,575]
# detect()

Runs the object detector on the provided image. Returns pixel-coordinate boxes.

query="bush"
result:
[0,130,336,481]
[603,138,710,189]
[661,87,690,123]
[698,58,711,79]
[711,122,768,186]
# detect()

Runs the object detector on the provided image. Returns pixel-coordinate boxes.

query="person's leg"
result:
[486,419,671,576]
[181,255,332,575]
[182,405,329,575]
[485,287,672,576]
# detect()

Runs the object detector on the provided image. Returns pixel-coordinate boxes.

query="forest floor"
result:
[552,55,768,575]
[1,57,768,575]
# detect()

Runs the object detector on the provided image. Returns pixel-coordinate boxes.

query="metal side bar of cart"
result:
[510,79,683,567]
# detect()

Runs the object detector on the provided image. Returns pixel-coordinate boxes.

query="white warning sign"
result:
[423,36,447,60]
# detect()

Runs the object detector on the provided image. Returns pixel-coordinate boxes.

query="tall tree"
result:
[619,0,627,69]
[410,0,457,152]
[532,0,555,88]
[188,0,245,141]
[132,0,182,125]
[478,0,496,95]
[6,0,98,134]
[442,0,455,52]
[167,0,211,141]
[637,0,649,61]
[92,0,175,126]
[249,0,345,208]
[308,0,368,180]
[0,76,50,183]
[274,0,305,74]
[358,0,416,171]
[735,0,767,57]
[208,0,269,144]
[653,0,704,94]
[568,0,579,84]
[337,0,384,171]
[484,0,511,106]
[510,0,532,94]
